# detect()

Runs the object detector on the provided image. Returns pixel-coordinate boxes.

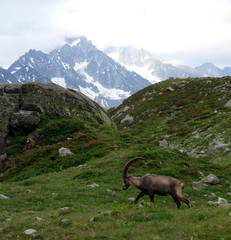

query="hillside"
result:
[0,77,231,239]
[108,76,231,162]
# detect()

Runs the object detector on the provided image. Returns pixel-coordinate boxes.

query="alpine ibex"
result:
[122,157,190,209]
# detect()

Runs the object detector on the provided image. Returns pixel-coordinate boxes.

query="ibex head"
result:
[122,157,146,190]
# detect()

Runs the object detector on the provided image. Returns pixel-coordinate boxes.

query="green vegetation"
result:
[0,77,231,239]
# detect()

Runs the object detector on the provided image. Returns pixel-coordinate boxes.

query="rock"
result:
[87,183,99,188]
[192,181,203,190]
[128,197,135,201]
[106,189,116,194]
[24,229,36,235]
[224,100,231,108]
[217,197,229,207]
[0,82,115,149]
[208,197,229,207]
[159,139,168,148]
[208,201,217,206]
[0,112,10,148]
[206,140,231,156]
[60,207,70,210]
[0,194,9,199]
[10,110,40,135]
[89,210,112,222]
[35,216,44,222]
[201,174,220,185]
[121,114,134,124]
[58,147,73,157]
[208,193,216,198]
[61,219,69,223]
[166,87,175,92]
[0,153,7,163]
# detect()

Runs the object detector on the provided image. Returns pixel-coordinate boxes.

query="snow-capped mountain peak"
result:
[3,37,150,110]
[105,46,200,83]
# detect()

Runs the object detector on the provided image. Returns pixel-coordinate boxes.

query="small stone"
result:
[0,194,9,199]
[35,216,44,222]
[60,207,70,210]
[128,197,135,201]
[217,197,229,207]
[24,229,36,235]
[208,201,217,206]
[58,147,73,157]
[201,174,220,185]
[61,219,69,223]
[106,189,116,194]
[104,211,112,215]
[159,139,168,148]
[192,181,203,190]
[87,183,99,188]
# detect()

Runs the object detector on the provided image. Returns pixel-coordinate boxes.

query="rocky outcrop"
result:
[0,82,115,148]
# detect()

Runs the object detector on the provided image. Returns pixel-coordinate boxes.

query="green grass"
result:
[0,150,230,240]
[1,77,231,239]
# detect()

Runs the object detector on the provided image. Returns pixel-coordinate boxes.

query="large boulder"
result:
[10,110,40,135]
[0,82,115,148]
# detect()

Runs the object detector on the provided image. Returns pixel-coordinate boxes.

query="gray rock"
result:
[192,181,203,190]
[224,100,231,108]
[58,147,73,157]
[87,183,99,188]
[206,140,231,156]
[217,197,229,207]
[159,139,168,148]
[121,114,134,124]
[24,229,36,235]
[166,87,175,92]
[0,194,9,199]
[0,82,115,149]
[0,153,7,163]
[10,110,40,135]
[201,174,220,185]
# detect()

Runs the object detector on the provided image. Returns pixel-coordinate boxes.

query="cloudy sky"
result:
[0,0,231,68]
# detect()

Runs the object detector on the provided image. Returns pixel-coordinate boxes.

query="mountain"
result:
[3,37,150,109]
[105,47,231,81]
[0,68,18,84]
[195,62,231,77]
[105,46,199,82]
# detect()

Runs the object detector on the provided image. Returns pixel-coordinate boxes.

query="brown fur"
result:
[122,158,190,209]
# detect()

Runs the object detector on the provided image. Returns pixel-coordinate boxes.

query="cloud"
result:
[0,0,231,67]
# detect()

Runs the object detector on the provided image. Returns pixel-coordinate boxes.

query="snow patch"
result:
[108,51,120,62]
[51,77,66,88]
[74,61,94,83]
[62,62,71,69]
[79,86,98,99]
[70,39,80,47]
[123,64,160,84]
[93,82,130,100]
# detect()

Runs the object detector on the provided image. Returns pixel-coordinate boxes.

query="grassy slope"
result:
[0,77,231,239]
[108,76,231,161]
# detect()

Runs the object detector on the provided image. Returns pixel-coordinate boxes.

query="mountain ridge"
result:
[1,36,231,110]
[105,46,231,82]
[3,37,150,109]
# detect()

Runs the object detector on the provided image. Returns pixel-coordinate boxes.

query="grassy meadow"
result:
[1,77,231,239]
